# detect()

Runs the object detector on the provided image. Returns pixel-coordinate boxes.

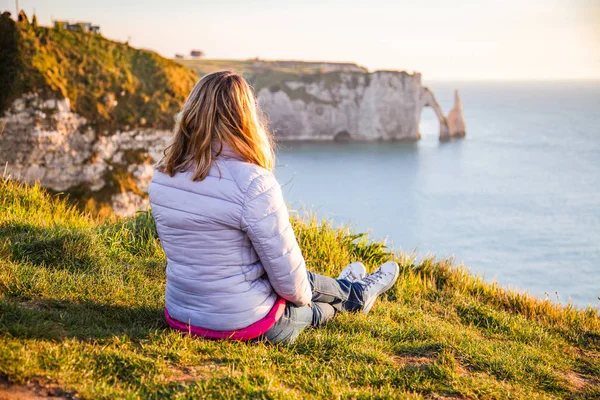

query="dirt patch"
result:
[563,371,594,391]
[0,376,75,400]
[165,360,231,385]
[393,355,434,368]
[166,365,213,384]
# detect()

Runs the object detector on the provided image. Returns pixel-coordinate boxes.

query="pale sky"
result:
[4,0,600,80]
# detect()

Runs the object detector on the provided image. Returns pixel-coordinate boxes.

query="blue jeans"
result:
[260,271,365,344]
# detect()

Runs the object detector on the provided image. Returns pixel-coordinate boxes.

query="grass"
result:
[0,177,599,399]
[178,59,365,81]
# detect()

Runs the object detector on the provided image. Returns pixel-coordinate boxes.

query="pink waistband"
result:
[164,297,287,341]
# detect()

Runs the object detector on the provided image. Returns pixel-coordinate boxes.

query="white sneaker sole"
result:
[362,263,400,314]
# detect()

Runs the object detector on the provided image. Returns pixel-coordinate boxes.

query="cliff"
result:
[0,92,169,216]
[258,71,429,141]
[1,13,466,216]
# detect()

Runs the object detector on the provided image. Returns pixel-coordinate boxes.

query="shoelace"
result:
[340,269,361,281]
[361,268,388,289]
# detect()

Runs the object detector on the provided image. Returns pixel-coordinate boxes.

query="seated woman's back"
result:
[149,72,311,332]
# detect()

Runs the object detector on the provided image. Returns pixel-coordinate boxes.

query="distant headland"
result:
[180,58,466,142]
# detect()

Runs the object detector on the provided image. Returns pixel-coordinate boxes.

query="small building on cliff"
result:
[54,20,100,34]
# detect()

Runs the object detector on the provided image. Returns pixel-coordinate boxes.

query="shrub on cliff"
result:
[0,178,599,399]
[0,12,197,130]
[0,14,25,111]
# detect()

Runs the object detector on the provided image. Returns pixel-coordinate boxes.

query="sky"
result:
[4,0,599,80]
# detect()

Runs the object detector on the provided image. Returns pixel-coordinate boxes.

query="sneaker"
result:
[337,262,367,282]
[359,261,400,314]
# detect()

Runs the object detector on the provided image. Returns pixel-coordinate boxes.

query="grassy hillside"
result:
[178,58,377,111]
[177,59,259,77]
[178,58,370,94]
[0,178,599,399]
[0,12,197,130]
[178,59,367,77]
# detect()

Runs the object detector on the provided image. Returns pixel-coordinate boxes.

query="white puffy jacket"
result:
[148,146,312,331]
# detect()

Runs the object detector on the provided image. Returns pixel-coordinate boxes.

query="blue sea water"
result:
[275,81,600,309]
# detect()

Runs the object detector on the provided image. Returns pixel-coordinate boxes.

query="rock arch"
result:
[419,87,466,141]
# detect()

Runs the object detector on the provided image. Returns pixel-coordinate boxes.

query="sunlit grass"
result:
[1,14,197,130]
[0,178,598,399]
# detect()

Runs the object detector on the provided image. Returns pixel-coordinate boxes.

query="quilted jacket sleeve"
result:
[241,171,312,307]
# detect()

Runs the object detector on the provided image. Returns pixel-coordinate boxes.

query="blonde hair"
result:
[157,71,274,181]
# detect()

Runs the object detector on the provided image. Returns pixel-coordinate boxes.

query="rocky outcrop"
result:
[443,90,466,140]
[0,93,169,216]
[257,70,464,141]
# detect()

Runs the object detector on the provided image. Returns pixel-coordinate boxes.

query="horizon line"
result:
[175,58,600,82]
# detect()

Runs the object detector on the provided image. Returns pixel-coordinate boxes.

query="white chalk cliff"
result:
[0,94,169,216]
[256,70,465,141]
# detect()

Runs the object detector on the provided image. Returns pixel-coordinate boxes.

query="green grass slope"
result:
[0,178,599,399]
[178,59,366,80]
[178,58,374,108]
[0,13,197,130]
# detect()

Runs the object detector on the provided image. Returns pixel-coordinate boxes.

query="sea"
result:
[274,81,600,309]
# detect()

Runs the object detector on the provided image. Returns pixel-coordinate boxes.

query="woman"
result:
[149,71,399,344]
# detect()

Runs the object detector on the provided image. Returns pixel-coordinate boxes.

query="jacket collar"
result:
[212,141,245,161]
